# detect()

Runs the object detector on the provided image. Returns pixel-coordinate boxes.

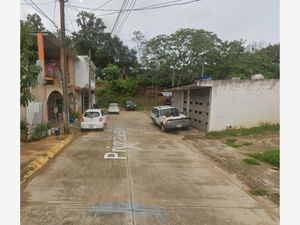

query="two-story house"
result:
[74,55,96,113]
[21,32,93,126]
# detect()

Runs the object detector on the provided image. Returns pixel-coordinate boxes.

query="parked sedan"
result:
[108,103,120,114]
[125,100,137,110]
[81,109,107,130]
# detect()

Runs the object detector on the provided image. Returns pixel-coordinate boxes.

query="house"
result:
[169,79,279,132]
[74,55,96,113]
[20,32,96,127]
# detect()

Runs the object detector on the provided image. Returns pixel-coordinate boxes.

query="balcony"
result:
[45,63,62,81]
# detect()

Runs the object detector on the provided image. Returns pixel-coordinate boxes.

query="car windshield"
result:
[126,101,133,104]
[84,111,100,118]
[109,103,118,107]
[160,108,180,117]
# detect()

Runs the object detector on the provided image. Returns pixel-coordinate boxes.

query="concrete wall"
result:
[207,79,279,131]
[74,56,88,88]
[74,56,96,89]
[31,83,63,123]
[172,90,184,112]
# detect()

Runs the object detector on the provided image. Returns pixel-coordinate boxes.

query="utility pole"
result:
[88,49,92,109]
[59,0,70,134]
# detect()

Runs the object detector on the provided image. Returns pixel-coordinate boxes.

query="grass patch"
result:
[206,123,279,139]
[243,158,260,165]
[248,149,280,168]
[224,139,253,148]
[250,188,268,196]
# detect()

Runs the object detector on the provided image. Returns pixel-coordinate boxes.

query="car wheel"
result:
[161,125,166,132]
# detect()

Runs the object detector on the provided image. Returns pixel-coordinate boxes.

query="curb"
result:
[21,133,75,186]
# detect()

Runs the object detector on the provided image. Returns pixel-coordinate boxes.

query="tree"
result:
[20,21,41,107]
[72,11,138,79]
[26,13,46,32]
[101,64,121,81]
[141,28,223,86]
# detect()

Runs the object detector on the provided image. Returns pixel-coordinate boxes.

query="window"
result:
[200,102,203,105]
[159,108,180,117]
[84,111,100,118]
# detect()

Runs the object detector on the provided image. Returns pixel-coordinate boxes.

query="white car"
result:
[81,109,107,130]
[151,106,190,132]
[108,103,120,114]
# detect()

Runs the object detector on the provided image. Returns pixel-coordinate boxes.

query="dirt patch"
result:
[182,132,280,205]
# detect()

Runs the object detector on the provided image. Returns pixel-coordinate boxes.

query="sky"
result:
[20,0,279,49]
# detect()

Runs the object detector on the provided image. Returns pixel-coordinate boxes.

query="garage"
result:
[189,88,211,131]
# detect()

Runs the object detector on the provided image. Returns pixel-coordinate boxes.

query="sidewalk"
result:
[21,122,81,185]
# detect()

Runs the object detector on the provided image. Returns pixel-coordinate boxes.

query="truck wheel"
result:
[161,125,166,132]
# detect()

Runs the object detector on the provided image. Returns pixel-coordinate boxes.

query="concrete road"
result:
[21,111,279,225]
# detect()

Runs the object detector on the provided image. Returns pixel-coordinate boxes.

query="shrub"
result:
[249,149,280,168]
[250,188,268,196]
[46,122,53,129]
[21,120,28,130]
[243,158,260,165]
[206,123,279,139]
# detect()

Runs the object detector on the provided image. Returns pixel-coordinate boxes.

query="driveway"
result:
[21,111,279,225]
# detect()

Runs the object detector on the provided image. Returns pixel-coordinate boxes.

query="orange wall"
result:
[37,33,45,78]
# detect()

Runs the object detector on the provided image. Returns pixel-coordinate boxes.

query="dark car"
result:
[126,100,137,110]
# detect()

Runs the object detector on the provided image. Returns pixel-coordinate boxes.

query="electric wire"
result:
[21,0,55,6]
[114,0,137,36]
[112,0,132,36]
[23,0,58,28]
[110,0,128,35]
[68,0,202,12]
[65,5,76,32]
[90,0,114,13]
[53,0,57,22]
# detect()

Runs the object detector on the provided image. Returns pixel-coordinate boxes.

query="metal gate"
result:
[189,88,211,131]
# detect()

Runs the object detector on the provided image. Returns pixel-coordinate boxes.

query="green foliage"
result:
[250,188,268,196]
[243,158,260,165]
[72,11,138,79]
[74,112,81,119]
[138,28,280,86]
[20,120,28,142]
[21,120,28,130]
[97,79,139,107]
[46,122,53,129]
[102,64,121,80]
[20,21,41,107]
[26,13,46,32]
[224,139,253,148]
[32,123,48,140]
[206,124,279,139]
[248,149,280,168]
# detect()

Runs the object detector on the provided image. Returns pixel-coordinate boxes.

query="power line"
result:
[24,0,58,29]
[21,0,55,6]
[91,0,114,13]
[114,0,137,36]
[68,0,201,12]
[53,0,57,22]
[110,0,128,36]
[65,6,76,32]
[113,0,132,36]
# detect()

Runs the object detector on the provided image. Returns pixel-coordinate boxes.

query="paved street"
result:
[21,111,279,225]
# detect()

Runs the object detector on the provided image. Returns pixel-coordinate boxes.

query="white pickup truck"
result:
[150,106,191,132]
